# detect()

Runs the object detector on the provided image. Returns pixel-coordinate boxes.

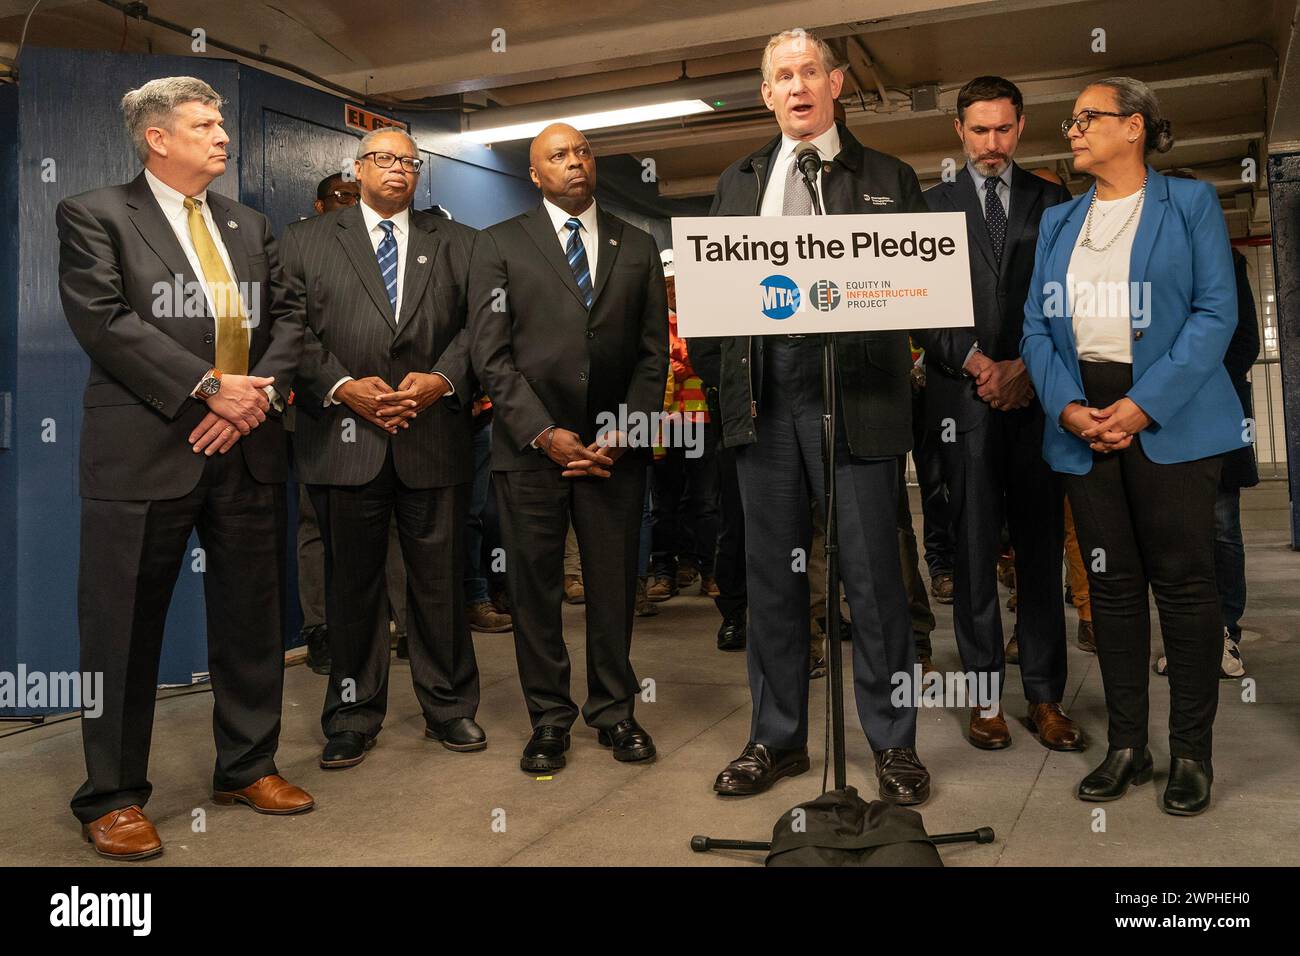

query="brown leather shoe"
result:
[969,704,1012,749]
[1077,619,1096,653]
[929,572,954,604]
[213,774,315,815]
[468,600,513,633]
[917,653,939,678]
[1027,702,1086,751]
[646,574,676,602]
[1005,630,1020,665]
[700,575,721,598]
[563,574,585,605]
[82,806,163,861]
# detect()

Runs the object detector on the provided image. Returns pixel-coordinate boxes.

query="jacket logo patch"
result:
[863,194,894,206]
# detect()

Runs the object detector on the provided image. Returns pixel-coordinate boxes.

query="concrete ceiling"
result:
[2,0,1292,236]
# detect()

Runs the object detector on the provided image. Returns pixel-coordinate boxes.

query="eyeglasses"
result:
[1061,110,1132,137]
[361,151,423,174]
[326,189,360,204]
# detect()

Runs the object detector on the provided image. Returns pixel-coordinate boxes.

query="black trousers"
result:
[496,462,646,730]
[911,387,954,577]
[1064,361,1222,760]
[941,402,1067,704]
[71,447,285,823]
[736,337,916,751]
[650,422,720,577]
[308,451,478,738]
[712,440,747,622]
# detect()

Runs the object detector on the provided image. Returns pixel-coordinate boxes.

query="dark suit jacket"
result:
[284,204,478,488]
[468,203,668,472]
[57,172,302,500]
[1223,248,1260,489]
[710,122,923,457]
[916,163,1072,432]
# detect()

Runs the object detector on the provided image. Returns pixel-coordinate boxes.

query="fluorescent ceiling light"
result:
[462,98,714,144]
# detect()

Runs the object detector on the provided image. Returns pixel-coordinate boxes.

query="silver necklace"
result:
[1080,176,1146,252]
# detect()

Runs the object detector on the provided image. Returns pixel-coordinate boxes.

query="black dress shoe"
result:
[713,743,810,795]
[320,731,375,769]
[717,617,746,651]
[1162,757,1213,816]
[596,718,656,762]
[874,748,930,806]
[1077,747,1154,801]
[520,725,570,774]
[425,717,487,753]
[303,624,331,675]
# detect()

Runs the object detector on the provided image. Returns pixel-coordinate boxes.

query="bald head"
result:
[529,123,596,214]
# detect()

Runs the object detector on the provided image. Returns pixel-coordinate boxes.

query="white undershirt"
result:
[1068,190,1143,364]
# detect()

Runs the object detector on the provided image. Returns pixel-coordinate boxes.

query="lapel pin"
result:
[227,219,239,229]
[417,254,428,264]
[609,238,618,246]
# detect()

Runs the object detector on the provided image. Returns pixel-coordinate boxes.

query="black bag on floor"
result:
[764,786,943,867]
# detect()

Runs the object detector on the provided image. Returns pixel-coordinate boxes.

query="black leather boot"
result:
[1077,747,1153,801]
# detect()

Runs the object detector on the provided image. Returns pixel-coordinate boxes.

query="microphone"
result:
[795,142,822,185]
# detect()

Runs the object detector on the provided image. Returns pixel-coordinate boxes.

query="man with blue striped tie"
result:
[469,124,669,774]
[284,128,485,770]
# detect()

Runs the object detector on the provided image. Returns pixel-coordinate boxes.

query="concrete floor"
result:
[3,482,1298,867]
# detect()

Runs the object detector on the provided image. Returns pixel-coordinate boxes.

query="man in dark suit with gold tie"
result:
[56,76,312,861]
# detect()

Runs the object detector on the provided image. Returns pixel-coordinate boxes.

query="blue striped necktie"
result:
[565,217,593,308]
[376,220,398,312]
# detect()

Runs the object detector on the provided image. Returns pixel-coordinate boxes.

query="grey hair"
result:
[355,127,420,159]
[760,28,839,85]
[121,76,223,163]
[1090,76,1174,154]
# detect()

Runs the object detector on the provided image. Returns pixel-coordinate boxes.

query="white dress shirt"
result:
[530,199,601,448]
[144,169,281,407]
[326,201,453,407]
[1068,190,1143,364]
[542,196,599,277]
[759,123,841,217]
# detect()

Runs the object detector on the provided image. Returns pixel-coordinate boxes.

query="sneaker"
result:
[1220,629,1245,679]
[929,572,954,604]
[646,574,676,602]
[468,601,513,633]
[635,577,659,617]
[563,574,585,605]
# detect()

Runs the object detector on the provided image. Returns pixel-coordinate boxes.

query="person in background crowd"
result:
[293,172,362,674]
[465,394,514,632]
[646,248,720,602]
[1022,77,1246,815]
[917,75,1080,753]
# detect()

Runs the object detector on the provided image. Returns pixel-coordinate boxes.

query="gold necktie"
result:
[183,197,249,375]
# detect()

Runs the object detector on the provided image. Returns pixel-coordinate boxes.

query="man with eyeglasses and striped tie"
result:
[468,123,668,775]
[57,76,311,861]
[281,127,486,770]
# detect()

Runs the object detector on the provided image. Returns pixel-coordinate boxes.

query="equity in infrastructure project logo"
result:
[759,274,801,319]
[810,279,841,311]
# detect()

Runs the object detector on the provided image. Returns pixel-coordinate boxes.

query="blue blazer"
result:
[1020,168,1247,475]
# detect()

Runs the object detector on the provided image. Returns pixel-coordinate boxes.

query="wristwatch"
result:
[197,368,222,398]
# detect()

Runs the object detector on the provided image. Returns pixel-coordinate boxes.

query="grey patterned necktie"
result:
[782,155,813,215]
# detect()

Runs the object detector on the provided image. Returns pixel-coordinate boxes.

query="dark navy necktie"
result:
[984,177,1006,266]
[565,217,593,309]
[376,220,398,312]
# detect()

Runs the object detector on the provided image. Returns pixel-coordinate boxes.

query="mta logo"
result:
[810,279,841,311]
[760,275,801,319]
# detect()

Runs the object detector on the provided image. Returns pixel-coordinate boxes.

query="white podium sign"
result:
[669,212,975,337]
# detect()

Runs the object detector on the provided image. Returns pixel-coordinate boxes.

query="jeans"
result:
[1214,487,1246,641]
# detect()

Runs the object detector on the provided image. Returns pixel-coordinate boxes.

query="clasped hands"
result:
[963,352,1035,411]
[189,373,275,456]
[544,427,628,479]
[1061,397,1150,454]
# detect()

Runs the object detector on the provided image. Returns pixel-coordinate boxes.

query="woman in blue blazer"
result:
[1021,77,1247,816]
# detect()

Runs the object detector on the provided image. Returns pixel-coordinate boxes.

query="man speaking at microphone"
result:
[708,28,932,804]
